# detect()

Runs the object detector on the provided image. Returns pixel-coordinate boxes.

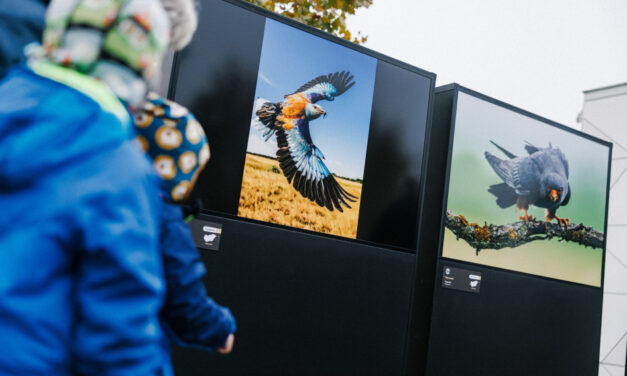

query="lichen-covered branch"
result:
[444,210,604,255]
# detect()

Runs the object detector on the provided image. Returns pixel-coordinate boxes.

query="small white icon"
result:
[445,268,451,275]
[469,274,481,281]
[203,226,219,233]
[470,280,479,288]
[204,234,217,243]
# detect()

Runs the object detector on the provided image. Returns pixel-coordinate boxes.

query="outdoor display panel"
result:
[169,0,435,251]
[166,2,439,374]
[425,85,612,376]
[441,90,612,287]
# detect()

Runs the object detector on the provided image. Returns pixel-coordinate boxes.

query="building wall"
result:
[578,83,627,376]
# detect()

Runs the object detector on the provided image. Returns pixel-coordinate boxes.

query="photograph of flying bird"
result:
[252,71,357,212]
[484,140,571,228]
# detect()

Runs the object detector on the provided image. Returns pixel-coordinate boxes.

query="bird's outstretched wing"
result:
[275,118,357,211]
[484,152,538,195]
[287,71,355,103]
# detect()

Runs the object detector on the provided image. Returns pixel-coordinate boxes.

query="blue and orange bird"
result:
[252,71,357,212]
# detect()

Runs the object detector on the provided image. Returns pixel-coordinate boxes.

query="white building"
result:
[578,83,627,376]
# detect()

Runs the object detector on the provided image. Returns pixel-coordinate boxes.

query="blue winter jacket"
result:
[159,203,236,351]
[0,64,166,375]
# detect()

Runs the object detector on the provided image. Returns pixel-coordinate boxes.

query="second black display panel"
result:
[425,85,610,376]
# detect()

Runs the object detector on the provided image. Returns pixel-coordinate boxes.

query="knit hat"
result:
[42,0,171,108]
[134,92,210,202]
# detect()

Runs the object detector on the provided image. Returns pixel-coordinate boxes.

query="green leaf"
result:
[244,0,372,44]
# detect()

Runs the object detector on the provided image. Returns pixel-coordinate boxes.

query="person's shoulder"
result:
[0,65,125,137]
[0,65,135,188]
[0,64,126,125]
[0,65,65,114]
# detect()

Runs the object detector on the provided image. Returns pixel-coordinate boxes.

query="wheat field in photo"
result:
[237,153,362,238]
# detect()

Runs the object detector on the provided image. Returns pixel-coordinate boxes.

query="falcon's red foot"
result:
[555,215,570,230]
[519,210,534,224]
[545,212,570,230]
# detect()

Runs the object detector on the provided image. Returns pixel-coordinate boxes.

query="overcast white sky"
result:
[347,0,627,129]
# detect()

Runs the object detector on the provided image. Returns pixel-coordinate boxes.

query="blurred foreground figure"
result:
[134,94,236,366]
[0,0,195,374]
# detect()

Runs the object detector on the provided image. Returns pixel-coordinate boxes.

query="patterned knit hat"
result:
[42,0,171,107]
[134,92,210,202]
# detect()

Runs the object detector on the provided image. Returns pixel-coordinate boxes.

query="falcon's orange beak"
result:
[549,189,559,202]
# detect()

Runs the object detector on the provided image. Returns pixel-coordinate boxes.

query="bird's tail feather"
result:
[312,145,325,160]
[488,183,518,208]
[490,140,517,159]
[252,97,278,141]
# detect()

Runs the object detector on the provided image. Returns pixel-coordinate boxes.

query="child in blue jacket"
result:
[0,0,197,374]
[134,93,237,357]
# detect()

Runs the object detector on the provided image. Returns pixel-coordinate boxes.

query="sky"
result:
[347,0,627,130]
[246,19,377,180]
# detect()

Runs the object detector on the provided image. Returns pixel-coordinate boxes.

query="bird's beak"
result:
[322,110,327,118]
[549,189,559,202]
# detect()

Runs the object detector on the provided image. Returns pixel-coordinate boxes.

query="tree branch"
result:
[444,210,604,255]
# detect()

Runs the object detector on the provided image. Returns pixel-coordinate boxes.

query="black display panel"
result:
[169,0,434,251]
[425,85,612,376]
[172,213,417,376]
[427,259,604,376]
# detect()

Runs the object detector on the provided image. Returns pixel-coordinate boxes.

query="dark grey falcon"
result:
[484,140,571,228]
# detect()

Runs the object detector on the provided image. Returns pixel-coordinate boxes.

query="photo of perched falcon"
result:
[252,71,357,212]
[484,141,571,228]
